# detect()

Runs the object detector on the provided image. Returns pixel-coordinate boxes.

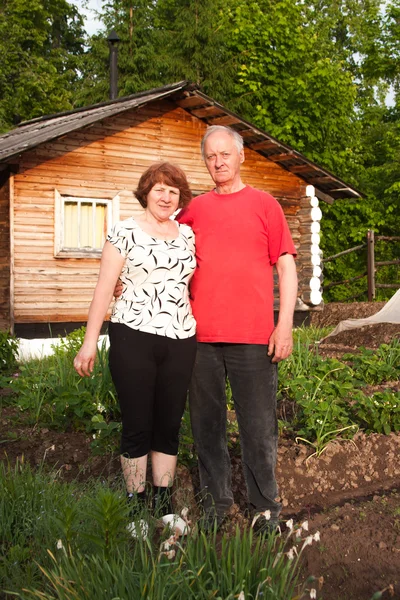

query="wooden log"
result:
[249,141,279,151]
[208,115,242,126]
[190,106,224,118]
[176,96,208,109]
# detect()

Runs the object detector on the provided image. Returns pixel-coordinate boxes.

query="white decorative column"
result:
[306,185,323,306]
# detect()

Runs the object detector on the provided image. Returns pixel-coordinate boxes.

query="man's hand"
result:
[267,324,293,363]
[114,279,123,298]
[269,253,297,363]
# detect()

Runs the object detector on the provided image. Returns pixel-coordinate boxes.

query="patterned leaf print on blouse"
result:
[107,218,196,339]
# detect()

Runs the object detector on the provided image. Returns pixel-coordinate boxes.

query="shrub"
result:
[0,329,19,373]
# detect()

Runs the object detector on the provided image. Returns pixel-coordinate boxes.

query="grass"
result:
[0,461,319,600]
[1,325,399,599]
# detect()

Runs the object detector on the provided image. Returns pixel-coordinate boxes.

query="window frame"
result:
[54,190,120,258]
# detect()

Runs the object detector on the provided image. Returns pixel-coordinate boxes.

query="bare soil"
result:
[1,302,400,600]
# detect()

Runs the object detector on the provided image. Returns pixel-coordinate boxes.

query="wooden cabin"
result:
[0,81,361,336]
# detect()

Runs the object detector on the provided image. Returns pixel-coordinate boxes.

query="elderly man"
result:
[176,125,297,534]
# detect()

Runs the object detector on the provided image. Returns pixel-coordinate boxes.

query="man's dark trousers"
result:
[189,342,281,520]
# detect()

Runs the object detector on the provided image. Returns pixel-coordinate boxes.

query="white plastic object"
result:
[127,519,149,539]
[161,514,190,536]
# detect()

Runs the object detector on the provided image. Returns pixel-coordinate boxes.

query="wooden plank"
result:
[236,128,258,138]
[176,96,208,109]
[307,176,334,184]
[314,188,334,204]
[288,164,318,174]
[190,106,224,119]
[9,175,14,332]
[207,115,241,126]
[0,175,10,329]
[249,140,279,151]
[266,153,295,163]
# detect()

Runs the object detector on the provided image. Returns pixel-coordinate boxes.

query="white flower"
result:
[181,507,189,519]
[262,510,271,521]
[163,535,176,550]
[272,551,283,568]
[238,592,245,600]
[286,519,294,531]
[287,547,296,560]
[310,588,317,599]
[56,539,63,550]
[164,549,176,560]
[301,520,309,531]
[313,531,321,542]
[302,535,314,550]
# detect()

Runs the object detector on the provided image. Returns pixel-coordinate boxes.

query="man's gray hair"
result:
[201,125,244,160]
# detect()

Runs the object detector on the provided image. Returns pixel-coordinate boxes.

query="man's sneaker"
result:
[251,512,280,537]
[197,512,225,533]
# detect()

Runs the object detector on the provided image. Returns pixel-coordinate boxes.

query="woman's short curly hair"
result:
[135,162,192,209]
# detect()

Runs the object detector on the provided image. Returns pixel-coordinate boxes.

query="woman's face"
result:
[146,181,180,221]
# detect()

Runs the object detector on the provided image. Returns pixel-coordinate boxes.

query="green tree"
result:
[0,0,85,132]
[222,0,361,173]
[77,0,239,107]
[321,102,400,301]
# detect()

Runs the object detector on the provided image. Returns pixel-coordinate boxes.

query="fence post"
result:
[367,229,375,301]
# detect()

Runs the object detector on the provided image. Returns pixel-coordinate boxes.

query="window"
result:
[54,191,119,258]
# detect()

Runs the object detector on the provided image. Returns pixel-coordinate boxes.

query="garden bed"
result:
[1,302,399,600]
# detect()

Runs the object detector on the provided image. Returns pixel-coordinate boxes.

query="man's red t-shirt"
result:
[177,186,297,344]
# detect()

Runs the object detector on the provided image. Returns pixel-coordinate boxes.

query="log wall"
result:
[11,100,311,324]
[0,175,10,329]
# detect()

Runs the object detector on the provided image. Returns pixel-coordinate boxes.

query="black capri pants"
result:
[108,322,197,458]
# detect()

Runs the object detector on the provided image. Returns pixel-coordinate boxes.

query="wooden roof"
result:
[0,80,361,201]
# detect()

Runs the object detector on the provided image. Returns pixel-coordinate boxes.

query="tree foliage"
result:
[0,0,399,299]
[0,0,85,132]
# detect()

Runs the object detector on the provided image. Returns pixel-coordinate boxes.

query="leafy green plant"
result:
[350,391,400,434]
[90,414,121,455]
[2,461,319,600]
[291,366,358,458]
[178,406,196,468]
[0,330,19,373]
[9,330,118,430]
[343,340,400,385]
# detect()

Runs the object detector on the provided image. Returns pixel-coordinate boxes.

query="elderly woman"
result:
[74,162,196,531]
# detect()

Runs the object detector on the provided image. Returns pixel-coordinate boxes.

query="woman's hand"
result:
[74,341,98,377]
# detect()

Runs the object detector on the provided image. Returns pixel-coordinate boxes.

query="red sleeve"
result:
[175,205,193,226]
[266,196,297,265]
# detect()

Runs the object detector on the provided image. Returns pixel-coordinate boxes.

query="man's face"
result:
[203,132,244,186]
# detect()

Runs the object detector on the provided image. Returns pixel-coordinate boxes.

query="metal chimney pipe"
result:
[107,29,121,100]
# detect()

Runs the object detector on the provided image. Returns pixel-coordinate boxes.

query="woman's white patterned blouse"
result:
[107,218,196,339]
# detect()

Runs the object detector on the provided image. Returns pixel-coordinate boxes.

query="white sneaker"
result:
[127,519,149,540]
[160,514,190,536]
